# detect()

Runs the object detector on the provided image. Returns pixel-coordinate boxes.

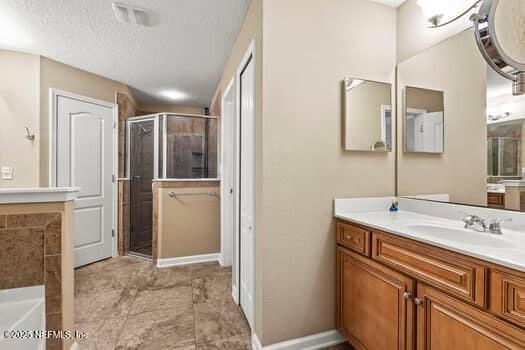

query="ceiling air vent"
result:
[112,2,151,27]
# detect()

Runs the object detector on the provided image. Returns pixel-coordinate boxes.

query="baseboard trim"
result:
[156,253,221,268]
[232,285,238,304]
[252,330,345,350]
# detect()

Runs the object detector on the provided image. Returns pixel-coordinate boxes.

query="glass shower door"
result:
[129,120,155,257]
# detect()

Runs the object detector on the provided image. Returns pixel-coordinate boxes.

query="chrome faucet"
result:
[462,215,487,232]
[488,218,512,235]
[462,214,512,234]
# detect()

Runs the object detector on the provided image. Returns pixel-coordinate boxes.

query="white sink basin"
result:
[406,224,514,249]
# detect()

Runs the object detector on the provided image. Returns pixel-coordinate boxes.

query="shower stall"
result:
[126,113,219,257]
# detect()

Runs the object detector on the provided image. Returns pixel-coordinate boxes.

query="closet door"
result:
[239,53,256,329]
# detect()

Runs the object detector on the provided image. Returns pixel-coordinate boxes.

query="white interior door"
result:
[239,54,255,329]
[55,93,114,267]
[220,79,237,274]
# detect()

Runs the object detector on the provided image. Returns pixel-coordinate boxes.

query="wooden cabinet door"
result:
[416,284,525,350]
[337,246,415,350]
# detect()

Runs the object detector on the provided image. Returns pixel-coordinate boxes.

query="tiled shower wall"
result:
[116,92,136,256]
[0,212,64,350]
[118,179,130,255]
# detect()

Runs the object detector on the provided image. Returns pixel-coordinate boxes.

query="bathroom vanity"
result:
[335,198,525,349]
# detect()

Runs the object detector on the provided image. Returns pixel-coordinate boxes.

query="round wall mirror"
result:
[472,0,525,95]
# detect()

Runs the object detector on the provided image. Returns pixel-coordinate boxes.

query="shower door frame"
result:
[125,113,221,258]
[128,113,221,181]
[126,115,159,258]
[126,115,160,180]
[160,113,221,180]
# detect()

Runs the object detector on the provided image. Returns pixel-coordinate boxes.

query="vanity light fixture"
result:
[344,78,364,91]
[487,111,511,121]
[417,0,482,27]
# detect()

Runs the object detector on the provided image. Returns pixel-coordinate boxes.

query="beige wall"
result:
[406,87,444,113]
[344,81,392,150]
[157,186,220,259]
[397,0,473,62]
[39,57,134,186]
[137,103,206,116]
[505,187,525,211]
[397,29,487,206]
[0,50,40,188]
[260,0,396,345]
[209,0,264,338]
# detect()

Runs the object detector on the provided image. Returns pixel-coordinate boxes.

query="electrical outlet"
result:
[1,166,13,180]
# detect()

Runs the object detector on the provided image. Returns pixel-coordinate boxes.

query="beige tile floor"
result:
[74,256,352,350]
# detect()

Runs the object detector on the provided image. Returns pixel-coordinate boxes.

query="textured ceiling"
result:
[0,0,251,106]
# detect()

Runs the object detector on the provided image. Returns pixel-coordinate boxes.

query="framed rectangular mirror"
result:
[343,78,392,152]
[404,86,444,153]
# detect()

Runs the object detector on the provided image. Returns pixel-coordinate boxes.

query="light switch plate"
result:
[1,166,13,180]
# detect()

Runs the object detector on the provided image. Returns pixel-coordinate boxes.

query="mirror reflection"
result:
[397,28,525,212]
[343,78,392,152]
[404,87,444,153]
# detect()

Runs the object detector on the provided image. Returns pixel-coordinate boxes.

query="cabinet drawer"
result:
[372,232,487,307]
[488,193,505,208]
[336,221,370,256]
[490,270,525,328]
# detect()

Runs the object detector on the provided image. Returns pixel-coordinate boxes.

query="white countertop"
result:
[501,180,525,188]
[487,184,505,193]
[334,197,525,273]
[0,187,79,204]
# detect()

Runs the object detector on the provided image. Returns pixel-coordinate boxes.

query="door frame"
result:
[235,39,256,329]
[49,88,119,257]
[220,77,236,268]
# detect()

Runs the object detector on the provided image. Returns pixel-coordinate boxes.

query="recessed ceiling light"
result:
[159,89,189,101]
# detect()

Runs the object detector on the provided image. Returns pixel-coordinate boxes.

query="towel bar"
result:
[168,191,218,198]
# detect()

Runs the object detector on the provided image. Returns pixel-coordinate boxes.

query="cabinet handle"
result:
[403,292,412,300]
[413,297,423,306]
[346,235,352,240]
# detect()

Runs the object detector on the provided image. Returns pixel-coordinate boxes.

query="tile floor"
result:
[74,256,352,350]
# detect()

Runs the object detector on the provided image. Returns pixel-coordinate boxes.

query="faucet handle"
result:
[488,218,512,234]
[461,213,478,228]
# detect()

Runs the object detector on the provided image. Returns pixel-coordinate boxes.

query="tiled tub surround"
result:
[0,211,67,349]
[334,197,525,272]
[0,194,76,350]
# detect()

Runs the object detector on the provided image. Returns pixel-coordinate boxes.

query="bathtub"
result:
[0,286,45,350]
